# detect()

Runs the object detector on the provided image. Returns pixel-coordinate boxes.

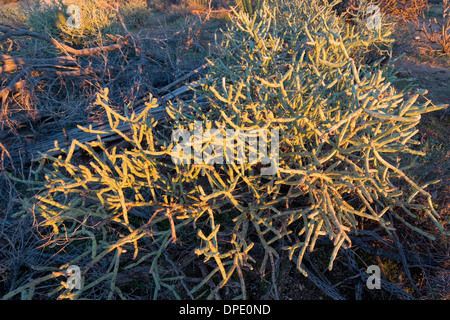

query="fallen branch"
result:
[419,0,450,53]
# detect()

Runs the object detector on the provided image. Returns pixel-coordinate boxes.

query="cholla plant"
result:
[4,0,448,300]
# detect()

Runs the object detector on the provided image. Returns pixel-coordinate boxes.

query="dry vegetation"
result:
[0,0,448,300]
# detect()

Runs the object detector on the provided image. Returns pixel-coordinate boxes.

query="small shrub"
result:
[120,0,153,29]
[421,0,450,53]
